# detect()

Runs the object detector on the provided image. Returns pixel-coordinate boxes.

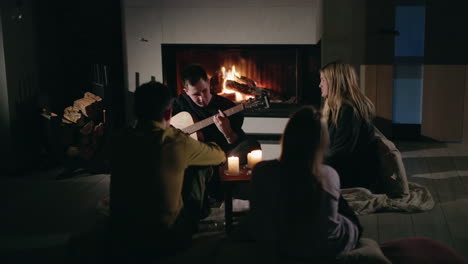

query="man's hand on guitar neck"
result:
[213,109,239,144]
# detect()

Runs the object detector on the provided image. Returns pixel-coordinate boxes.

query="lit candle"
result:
[227,156,240,175]
[248,150,262,169]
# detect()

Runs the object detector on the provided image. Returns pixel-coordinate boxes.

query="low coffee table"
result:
[219,165,252,232]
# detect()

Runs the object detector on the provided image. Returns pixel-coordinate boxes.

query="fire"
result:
[219,65,254,101]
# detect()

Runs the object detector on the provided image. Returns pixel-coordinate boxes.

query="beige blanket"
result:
[342,182,435,215]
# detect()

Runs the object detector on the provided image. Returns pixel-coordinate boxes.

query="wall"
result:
[1,0,128,172]
[33,0,126,128]
[121,0,323,158]
[393,64,423,124]
[323,0,468,142]
[122,0,323,93]
[421,0,468,141]
[0,0,40,170]
[361,64,394,136]
[464,67,468,142]
[392,5,425,125]
[422,65,465,141]
[323,0,395,137]
[0,10,10,156]
[321,0,366,70]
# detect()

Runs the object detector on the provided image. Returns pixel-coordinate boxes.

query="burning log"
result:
[219,93,236,102]
[210,74,258,95]
[210,71,224,93]
[210,67,284,101]
[235,76,257,87]
[225,80,284,100]
[225,80,263,95]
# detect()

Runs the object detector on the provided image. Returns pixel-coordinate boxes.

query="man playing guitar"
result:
[172,65,261,201]
[172,64,260,161]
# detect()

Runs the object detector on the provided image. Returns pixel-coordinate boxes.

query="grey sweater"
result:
[249,160,360,259]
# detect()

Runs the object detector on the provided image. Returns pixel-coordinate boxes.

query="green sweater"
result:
[111,120,226,230]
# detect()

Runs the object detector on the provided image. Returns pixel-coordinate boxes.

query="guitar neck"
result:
[182,104,245,135]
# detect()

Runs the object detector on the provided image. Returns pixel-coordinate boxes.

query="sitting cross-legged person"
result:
[110,81,226,261]
[172,65,260,159]
[319,61,380,190]
[172,64,260,200]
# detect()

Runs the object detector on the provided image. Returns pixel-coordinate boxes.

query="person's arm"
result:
[213,110,239,144]
[325,105,361,164]
[213,95,246,145]
[171,98,182,116]
[183,131,226,166]
[229,110,247,142]
[337,195,363,239]
[321,166,361,253]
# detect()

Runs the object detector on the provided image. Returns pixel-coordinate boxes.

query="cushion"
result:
[374,127,409,197]
[380,237,467,264]
[336,238,392,264]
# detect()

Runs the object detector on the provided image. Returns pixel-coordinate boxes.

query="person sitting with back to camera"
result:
[110,81,226,261]
[249,106,362,262]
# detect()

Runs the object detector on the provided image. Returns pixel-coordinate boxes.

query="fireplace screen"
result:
[162,44,321,112]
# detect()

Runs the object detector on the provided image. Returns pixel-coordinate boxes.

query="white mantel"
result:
[122,0,323,92]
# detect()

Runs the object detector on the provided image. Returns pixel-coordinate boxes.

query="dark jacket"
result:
[325,103,379,189]
[172,93,247,152]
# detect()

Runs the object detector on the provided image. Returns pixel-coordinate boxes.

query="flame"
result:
[219,65,254,101]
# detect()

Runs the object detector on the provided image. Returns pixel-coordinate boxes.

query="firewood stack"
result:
[62,92,105,161]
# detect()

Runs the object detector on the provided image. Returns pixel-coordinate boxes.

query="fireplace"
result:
[162,44,321,117]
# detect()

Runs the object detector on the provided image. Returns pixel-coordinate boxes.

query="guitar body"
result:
[170,112,199,140]
[170,94,269,142]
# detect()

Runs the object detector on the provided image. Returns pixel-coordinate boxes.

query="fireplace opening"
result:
[162,44,321,116]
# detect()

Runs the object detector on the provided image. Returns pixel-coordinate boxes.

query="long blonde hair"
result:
[321,62,375,125]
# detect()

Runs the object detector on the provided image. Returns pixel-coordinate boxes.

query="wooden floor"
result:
[358,141,468,259]
[0,141,467,262]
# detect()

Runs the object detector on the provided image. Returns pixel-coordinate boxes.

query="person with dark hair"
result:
[173,65,260,199]
[110,81,226,260]
[174,65,259,154]
[249,106,362,262]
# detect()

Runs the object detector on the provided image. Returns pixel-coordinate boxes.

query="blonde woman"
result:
[249,106,362,261]
[320,61,379,189]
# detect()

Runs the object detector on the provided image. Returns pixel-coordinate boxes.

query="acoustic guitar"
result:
[170,94,270,140]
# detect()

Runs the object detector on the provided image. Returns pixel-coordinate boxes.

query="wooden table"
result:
[219,165,252,232]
